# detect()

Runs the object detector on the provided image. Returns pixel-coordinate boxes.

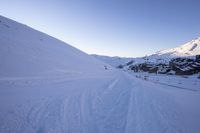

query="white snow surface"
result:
[0,15,200,133]
[0,15,109,77]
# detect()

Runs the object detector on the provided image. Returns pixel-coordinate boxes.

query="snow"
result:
[93,37,200,68]
[1,69,200,133]
[156,37,200,57]
[0,15,200,133]
[128,71,200,91]
[0,15,109,77]
[92,54,134,67]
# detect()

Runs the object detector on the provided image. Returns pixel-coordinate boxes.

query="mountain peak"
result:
[156,37,200,57]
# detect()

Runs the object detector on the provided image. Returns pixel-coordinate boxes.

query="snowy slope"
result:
[94,37,200,67]
[92,54,133,67]
[130,37,200,66]
[0,15,200,133]
[156,37,200,57]
[0,15,109,77]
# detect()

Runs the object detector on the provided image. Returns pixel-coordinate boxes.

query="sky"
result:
[0,0,200,57]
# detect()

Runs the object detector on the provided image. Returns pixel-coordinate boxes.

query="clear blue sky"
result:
[0,0,200,57]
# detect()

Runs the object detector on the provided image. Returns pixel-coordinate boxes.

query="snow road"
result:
[0,70,199,133]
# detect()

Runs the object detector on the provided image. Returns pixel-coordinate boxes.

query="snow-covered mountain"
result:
[0,15,109,77]
[93,37,200,67]
[91,54,134,67]
[134,37,200,65]
[1,15,200,133]
[155,37,200,57]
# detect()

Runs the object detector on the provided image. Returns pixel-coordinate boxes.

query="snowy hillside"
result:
[0,15,108,77]
[92,54,133,67]
[156,37,200,57]
[0,16,200,133]
[94,37,200,67]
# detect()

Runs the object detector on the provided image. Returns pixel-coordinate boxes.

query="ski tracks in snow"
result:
[0,71,189,133]
[124,74,188,133]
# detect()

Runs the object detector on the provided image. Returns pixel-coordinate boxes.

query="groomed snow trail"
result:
[0,70,199,133]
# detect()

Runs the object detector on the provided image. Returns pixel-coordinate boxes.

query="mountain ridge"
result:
[155,36,200,57]
[93,36,200,67]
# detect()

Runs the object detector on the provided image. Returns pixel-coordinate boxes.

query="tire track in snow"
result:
[21,75,117,133]
[124,74,188,133]
[92,76,133,133]
[25,98,66,133]
[0,71,190,133]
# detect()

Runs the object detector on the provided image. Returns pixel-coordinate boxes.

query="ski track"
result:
[0,71,195,133]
